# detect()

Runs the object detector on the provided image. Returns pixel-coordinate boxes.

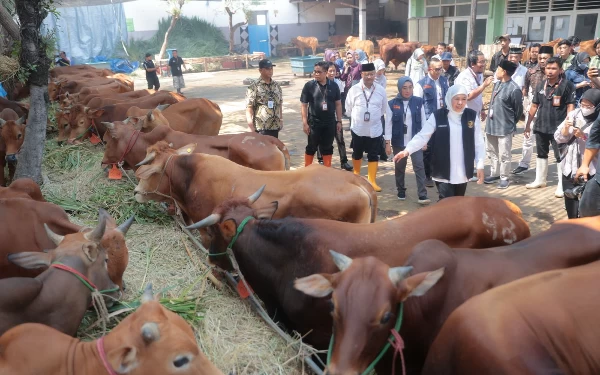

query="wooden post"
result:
[468,0,478,53]
[359,0,366,41]
[246,54,249,69]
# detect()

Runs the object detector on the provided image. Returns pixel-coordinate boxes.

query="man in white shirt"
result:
[345,62,393,192]
[455,50,493,120]
[493,45,527,89]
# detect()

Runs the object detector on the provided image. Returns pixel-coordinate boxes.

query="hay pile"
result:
[42,140,307,374]
[0,55,20,82]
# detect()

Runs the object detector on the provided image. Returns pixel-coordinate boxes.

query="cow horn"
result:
[156,104,170,111]
[141,283,154,303]
[16,116,25,125]
[146,110,154,121]
[84,209,108,243]
[135,152,156,167]
[44,224,65,246]
[248,184,266,204]
[388,266,414,286]
[116,215,135,236]
[329,250,353,272]
[141,322,160,343]
[185,213,222,230]
[102,122,115,130]
[0,118,5,127]
[123,117,131,124]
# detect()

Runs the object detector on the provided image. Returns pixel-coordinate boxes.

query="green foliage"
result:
[124,16,229,62]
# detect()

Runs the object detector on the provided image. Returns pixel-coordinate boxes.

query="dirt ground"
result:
[139,60,567,235]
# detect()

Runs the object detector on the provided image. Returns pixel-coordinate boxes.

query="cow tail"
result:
[357,178,378,223]
[272,139,291,170]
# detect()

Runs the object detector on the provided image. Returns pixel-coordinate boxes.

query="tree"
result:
[0,3,20,41]
[222,0,253,54]
[14,0,52,184]
[157,0,186,60]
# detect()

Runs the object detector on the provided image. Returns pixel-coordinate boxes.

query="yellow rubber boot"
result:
[367,161,382,192]
[352,159,362,175]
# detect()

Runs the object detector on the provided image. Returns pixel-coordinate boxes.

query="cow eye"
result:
[173,356,190,368]
[17,134,22,139]
[380,312,393,325]
[328,300,335,313]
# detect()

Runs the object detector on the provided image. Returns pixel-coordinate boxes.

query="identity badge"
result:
[322,102,328,111]
[268,100,274,109]
[552,96,560,107]
[364,111,370,122]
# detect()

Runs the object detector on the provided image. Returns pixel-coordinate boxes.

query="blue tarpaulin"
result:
[0,83,6,98]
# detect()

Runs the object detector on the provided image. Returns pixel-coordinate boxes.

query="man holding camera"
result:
[575,103,600,218]
[55,51,70,66]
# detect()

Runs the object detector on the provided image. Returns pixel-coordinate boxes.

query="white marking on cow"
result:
[482,212,498,240]
[502,218,517,244]
[241,136,256,144]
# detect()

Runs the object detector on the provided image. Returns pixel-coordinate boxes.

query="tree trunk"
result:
[0,5,20,41]
[226,6,246,54]
[158,15,179,60]
[14,0,51,185]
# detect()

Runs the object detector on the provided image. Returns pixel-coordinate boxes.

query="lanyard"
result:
[402,100,410,123]
[362,84,375,109]
[316,80,328,102]
[544,78,562,100]
[489,82,502,106]
[469,68,481,86]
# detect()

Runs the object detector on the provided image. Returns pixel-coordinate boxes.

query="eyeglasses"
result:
[431,67,443,72]
[313,70,325,74]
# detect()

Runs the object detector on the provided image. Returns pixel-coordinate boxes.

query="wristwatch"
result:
[336,120,342,124]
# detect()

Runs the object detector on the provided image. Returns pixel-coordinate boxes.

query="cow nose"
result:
[5,154,17,164]
[57,140,65,146]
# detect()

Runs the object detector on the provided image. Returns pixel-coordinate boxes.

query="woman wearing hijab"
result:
[393,85,485,199]
[387,76,430,204]
[554,88,600,218]
[340,50,362,119]
[405,48,428,83]
[334,51,344,71]
[373,58,387,88]
[565,52,592,105]
[354,49,368,64]
[324,49,341,75]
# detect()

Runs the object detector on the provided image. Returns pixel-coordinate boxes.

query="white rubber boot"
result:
[526,158,548,189]
[555,162,564,198]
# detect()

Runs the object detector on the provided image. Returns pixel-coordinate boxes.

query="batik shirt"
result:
[246,77,283,131]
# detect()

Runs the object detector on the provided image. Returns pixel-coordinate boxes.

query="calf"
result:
[291,36,318,56]
[0,210,120,336]
[423,260,600,375]
[75,82,133,103]
[0,284,224,375]
[78,88,156,105]
[185,189,529,349]
[0,97,29,118]
[0,109,26,186]
[381,42,416,70]
[49,78,121,101]
[102,121,289,171]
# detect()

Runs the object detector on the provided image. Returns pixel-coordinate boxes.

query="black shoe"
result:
[397,191,406,200]
[511,166,528,175]
[425,177,434,188]
[418,196,431,205]
[497,179,510,189]
[341,162,353,171]
[484,176,500,184]
[318,159,324,165]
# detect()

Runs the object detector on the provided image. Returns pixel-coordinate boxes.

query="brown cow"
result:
[420,44,437,60]
[346,36,374,60]
[125,98,223,136]
[291,36,319,56]
[185,191,529,350]
[49,78,125,101]
[134,142,377,226]
[329,35,350,48]
[76,89,156,106]
[102,121,289,171]
[50,65,111,78]
[0,109,26,186]
[423,260,600,375]
[74,82,133,103]
[0,97,29,118]
[0,178,45,201]
[0,197,134,289]
[381,42,416,70]
[0,210,121,336]
[298,215,600,374]
[376,37,405,48]
[580,38,597,56]
[0,284,224,375]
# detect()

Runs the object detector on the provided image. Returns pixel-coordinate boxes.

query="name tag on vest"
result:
[438,124,448,128]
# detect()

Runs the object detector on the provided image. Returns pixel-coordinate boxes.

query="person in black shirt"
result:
[525,56,576,190]
[490,34,510,72]
[55,51,70,67]
[301,61,342,167]
[524,43,540,69]
[168,49,186,94]
[142,53,160,90]
[575,112,600,217]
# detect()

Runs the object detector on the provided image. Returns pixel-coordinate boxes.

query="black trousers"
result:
[535,131,560,159]
[306,122,335,156]
[146,75,160,90]
[351,131,381,162]
[259,129,280,139]
[579,178,600,218]
[317,127,348,163]
[562,173,580,219]
[435,181,467,200]
[423,139,434,179]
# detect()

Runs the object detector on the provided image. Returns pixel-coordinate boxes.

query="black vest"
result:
[430,108,477,181]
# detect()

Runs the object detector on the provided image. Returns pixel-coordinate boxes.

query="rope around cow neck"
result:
[326,303,405,375]
[96,336,119,375]
[208,216,254,257]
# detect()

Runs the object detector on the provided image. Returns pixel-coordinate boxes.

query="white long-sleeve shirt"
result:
[455,68,484,114]
[345,80,393,140]
[404,112,485,184]
[392,99,428,146]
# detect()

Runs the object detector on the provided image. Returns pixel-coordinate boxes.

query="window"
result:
[577,0,600,9]
[507,0,526,14]
[528,0,549,12]
[527,16,546,42]
[425,0,488,18]
[574,13,598,40]
[551,0,574,11]
[550,15,570,40]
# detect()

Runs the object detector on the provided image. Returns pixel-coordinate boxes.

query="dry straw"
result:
[0,55,20,82]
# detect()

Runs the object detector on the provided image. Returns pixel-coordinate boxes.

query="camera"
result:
[564,175,586,200]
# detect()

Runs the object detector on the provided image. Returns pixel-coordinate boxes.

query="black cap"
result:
[509,46,523,55]
[539,45,554,55]
[145,53,152,57]
[499,60,518,75]
[362,63,375,72]
[258,59,276,69]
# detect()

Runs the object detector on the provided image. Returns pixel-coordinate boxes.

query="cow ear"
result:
[396,267,445,302]
[176,143,196,155]
[128,117,143,130]
[107,346,138,374]
[294,273,335,298]
[16,116,26,125]
[82,243,99,262]
[219,219,237,240]
[7,252,53,270]
[255,201,278,220]
[88,109,105,118]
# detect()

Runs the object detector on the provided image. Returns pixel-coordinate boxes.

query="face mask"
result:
[582,107,596,117]
[574,46,581,52]
[580,64,588,70]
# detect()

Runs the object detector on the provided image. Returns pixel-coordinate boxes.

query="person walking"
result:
[490,35,510,72]
[524,57,576,195]
[524,43,540,69]
[406,48,428,83]
[388,76,430,204]
[142,53,160,90]
[168,49,186,94]
[345,63,392,192]
[574,105,600,217]
[393,84,485,200]
[414,57,449,187]
[484,60,523,189]
[323,62,353,171]
[301,61,342,168]
[506,46,528,89]
[455,50,493,121]
[441,52,459,86]
[245,59,283,138]
[512,45,553,175]
[340,50,362,118]
[554,89,600,218]
[565,52,592,104]
[557,39,574,71]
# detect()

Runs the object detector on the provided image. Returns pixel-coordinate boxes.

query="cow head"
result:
[58,92,77,108]
[134,142,194,204]
[185,185,277,270]
[7,209,121,306]
[0,116,26,164]
[66,105,104,144]
[101,284,224,375]
[48,78,67,101]
[56,108,72,144]
[94,213,135,290]
[102,121,135,169]
[127,104,171,132]
[294,252,444,375]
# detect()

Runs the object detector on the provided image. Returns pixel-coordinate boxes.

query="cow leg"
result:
[0,159,5,186]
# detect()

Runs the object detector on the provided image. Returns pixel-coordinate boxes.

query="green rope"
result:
[208,216,254,257]
[52,262,120,294]
[327,303,404,374]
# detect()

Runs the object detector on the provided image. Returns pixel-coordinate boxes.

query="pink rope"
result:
[389,329,407,375]
[96,336,118,375]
